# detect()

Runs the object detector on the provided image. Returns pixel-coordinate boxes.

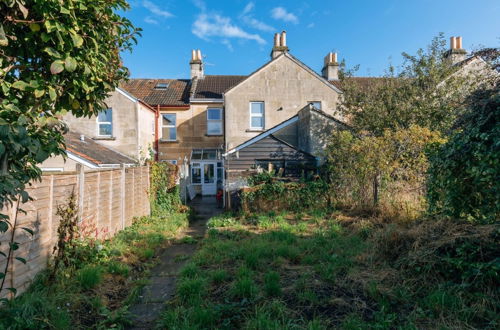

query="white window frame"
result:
[309,101,322,110]
[162,113,177,141]
[96,108,113,137]
[206,108,223,135]
[249,101,265,130]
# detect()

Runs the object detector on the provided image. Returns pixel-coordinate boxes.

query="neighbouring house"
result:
[63,87,157,161]
[40,131,137,172]
[58,32,496,203]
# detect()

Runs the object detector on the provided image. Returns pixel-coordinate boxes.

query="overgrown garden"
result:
[161,36,499,329]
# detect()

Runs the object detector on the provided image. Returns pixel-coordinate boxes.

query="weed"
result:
[263,271,281,297]
[177,278,206,304]
[107,261,130,277]
[231,276,257,299]
[210,269,230,284]
[77,265,103,290]
[180,263,200,279]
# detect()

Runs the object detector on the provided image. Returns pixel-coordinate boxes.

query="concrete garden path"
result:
[127,197,222,329]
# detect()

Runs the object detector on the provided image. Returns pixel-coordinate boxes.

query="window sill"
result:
[246,129,264,132]
[206,134,223,137]
[160,139,179,143]
[93,136,116,141]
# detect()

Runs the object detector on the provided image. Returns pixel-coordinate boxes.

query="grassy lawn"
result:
[0,212,190,329]
[159,211,499,329]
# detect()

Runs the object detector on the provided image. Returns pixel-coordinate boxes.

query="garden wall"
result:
[0,165,150,298]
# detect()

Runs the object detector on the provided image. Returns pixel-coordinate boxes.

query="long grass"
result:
[0,212,189,329]
[159,211,499,329]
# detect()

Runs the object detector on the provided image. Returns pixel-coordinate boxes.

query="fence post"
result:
[76,164,84,222]
[120,164,126,230]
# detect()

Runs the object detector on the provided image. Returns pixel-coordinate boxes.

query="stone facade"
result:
[63,89,156,161]
[158,103,224,164]
[224,54,342,149]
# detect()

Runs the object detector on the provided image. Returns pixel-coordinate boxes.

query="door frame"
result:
[190,160,224,196]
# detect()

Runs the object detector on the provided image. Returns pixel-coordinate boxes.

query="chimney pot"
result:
[197,49,202,61]
[322,51,339,80]
[274,33,279,47]
[280,31,287,47]
[190,49,204,79]
[191,49,196,61]
[456,36,462,49]
[450,36,456,50]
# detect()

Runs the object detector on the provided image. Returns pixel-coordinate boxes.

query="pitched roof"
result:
[193,75,246,99]
[120,79,190,106]
[64,131,136,166]
[224,53,343,95]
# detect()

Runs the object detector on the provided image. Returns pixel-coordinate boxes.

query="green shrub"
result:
[77,265,103,290]
[427,91,499,224]
[231,277,257,299]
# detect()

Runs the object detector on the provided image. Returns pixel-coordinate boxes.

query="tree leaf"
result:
[17,1,29,19]
[9,242,19,251]
[50,60,64,74]
[21,227,34,236]
[44,47,61,58]
[29,23,40,32]
[0,273,4,279]
[0,23,8,46]
[71,34,84,48]
[12,81,30,91]
[34,89,45,98]
[0,251,6,257]
[15,257,27,264]
[65,57,77,72]
[48,87,57,101]
[0,221,8,233]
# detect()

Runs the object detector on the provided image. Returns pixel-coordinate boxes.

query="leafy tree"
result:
[427,88,499,223]
[0,0,139,294]
[338,33,483,136]
[0,1,139,208]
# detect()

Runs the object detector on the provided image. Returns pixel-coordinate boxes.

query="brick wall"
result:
[0,165,150,298]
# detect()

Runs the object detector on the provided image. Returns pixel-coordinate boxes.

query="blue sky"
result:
[121,0,500,79]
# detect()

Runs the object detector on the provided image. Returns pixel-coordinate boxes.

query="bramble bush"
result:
[427,89,499,224]
[150,161,182,216]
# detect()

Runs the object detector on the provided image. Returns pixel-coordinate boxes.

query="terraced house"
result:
[52,32,492,201]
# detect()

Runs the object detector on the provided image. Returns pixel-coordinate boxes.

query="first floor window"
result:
[162,113,176,141]
[97,109,112,136]
[250,102,264,130]
[207,108,222,135]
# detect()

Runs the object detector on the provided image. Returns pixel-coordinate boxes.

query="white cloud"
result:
[271,7,298,24]
[307,23,315,28]
[143,0,173,18]
[242,2,254,15]
[221,39,234,52]
[192,0,206,11]
[192,13,266,45]
[144,16,159,25]
[240,2,275,32]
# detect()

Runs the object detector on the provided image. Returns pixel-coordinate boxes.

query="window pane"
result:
[98,109,112,122]
[191,167,201,184]
[251,102,263,114]
[204,164,215,183]
[207,121,222,135]
[251,116,263,128]
[217,168,223,185]
[310,101,321,110]
[162,114,176,126]
[207,109,221,120]
[202,149,217,160]
[162,127,176,140]
[192,150,202,160]
[99,123,112,136]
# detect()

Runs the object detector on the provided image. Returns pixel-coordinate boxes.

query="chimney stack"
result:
[271,31,289,59]
[190,49,204,79]
[446,36,466,65]
[322,52,339,81]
